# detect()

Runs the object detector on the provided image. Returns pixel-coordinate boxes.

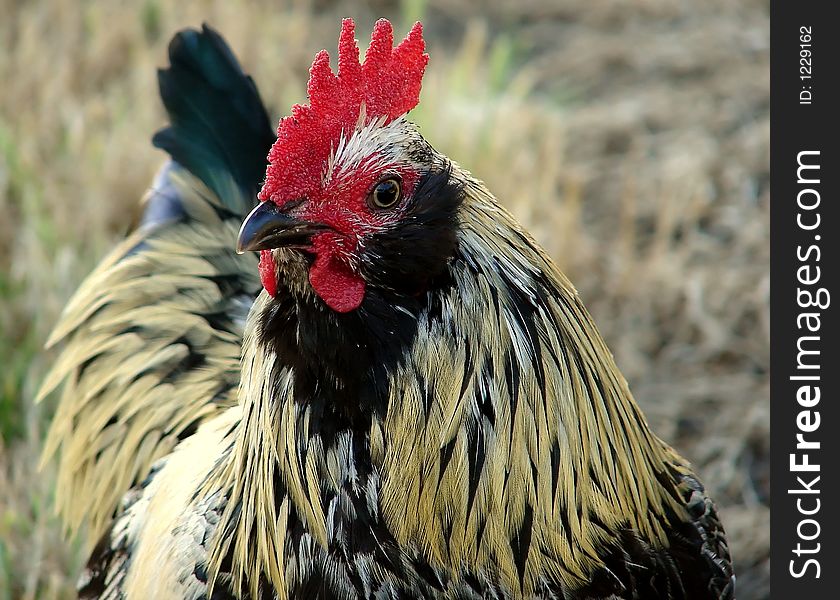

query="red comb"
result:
[258,19,428,206]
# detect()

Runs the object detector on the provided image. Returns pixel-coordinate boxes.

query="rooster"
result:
[40,18,735,600]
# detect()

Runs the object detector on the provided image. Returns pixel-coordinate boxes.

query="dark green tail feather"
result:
[152,24,275,216]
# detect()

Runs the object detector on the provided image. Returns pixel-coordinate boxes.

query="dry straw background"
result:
[0,0,769,598]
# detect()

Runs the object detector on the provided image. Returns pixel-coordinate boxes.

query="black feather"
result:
[152,23,275,215]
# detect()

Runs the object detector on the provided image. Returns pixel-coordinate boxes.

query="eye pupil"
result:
[371,178,401,208]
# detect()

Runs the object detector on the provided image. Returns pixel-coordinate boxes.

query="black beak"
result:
[236,201,326,254]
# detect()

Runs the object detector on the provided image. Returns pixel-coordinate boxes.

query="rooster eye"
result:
[369,178,402,209]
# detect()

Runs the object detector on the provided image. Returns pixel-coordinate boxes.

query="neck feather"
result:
[209,178,692,596]
[371,183,691,590]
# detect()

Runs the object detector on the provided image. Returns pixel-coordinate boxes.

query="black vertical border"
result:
[771,2,838,596]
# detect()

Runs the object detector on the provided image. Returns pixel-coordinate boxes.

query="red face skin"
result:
[261,162,418,313]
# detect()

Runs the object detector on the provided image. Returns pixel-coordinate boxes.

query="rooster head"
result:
[238,19,462,314]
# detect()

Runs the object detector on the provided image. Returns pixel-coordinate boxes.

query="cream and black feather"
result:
[40,24,734,600]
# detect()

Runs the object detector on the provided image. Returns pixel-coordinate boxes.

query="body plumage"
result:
[40,20,734,600]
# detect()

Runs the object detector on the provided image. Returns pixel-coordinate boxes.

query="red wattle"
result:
[259,250,278,297]
[309,254,365,313]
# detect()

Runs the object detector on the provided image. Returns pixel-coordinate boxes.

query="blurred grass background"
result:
[0,0,769,598]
